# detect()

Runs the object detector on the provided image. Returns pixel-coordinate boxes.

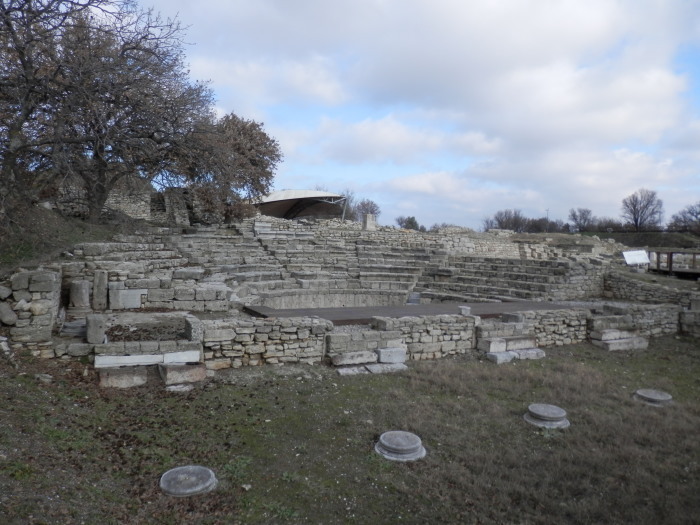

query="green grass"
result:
[0,336,698,524]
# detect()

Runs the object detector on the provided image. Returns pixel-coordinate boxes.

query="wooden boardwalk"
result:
[245,301,575,325]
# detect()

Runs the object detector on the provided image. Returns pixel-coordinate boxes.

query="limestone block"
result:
[99,367,148,388]
[93,270,108,310]
[93,342,126,355]
[148,288,174,301]
[67,343,92,357]
[0,285,12,300]
[376,347,407,364]
[331,351,378,366]
[0,302,18,326]
[162,350,202,364]
[486,351,517,364]
[591,337,648,351]
[174,287,196,301]
[86,314,106,344]
[13,290,31,302]
[513,348,546,360]
[173,268,205,280]
[504,336,537,351]
[589,329,636,341]
[158,340,177,353]
[178,341,204,353]
[336,366,370,376]
[94,354,163,368]
[158,363,207,385]
[477,337,507,353]
[69,281,91,308]
[366,363,408,374]
[109,289,145,309]
[10,272,29,290]
[205,358,232,370]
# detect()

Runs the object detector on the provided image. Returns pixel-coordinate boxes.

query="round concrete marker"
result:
[634,388,672,406]
[524,403,570,429]
[375,430,426,461]
[160,465,218,497]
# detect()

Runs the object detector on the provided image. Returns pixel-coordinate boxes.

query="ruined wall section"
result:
[201,317,334,370]
[604,271,699,308]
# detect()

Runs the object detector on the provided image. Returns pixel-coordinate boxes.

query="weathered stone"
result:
[28,300,52,316]
[69,280,91,308]
[591,337,648,351]
[331,350,378,366]
[99,367,148,388]
[486,351,516,364]
[94,354,163,368]
[376,347,407,364]
[163,350,202,364]
[336,366,370,376]
[158,363,207,385]
[524,403,570,429]
[67,343,92,357]
[86,314,106,344]
[0,302,18,326]
[634,388,672,406]
[109,288,145,309]
[477,337,507,353]
[92,270,109,310]
[366,363,408,374]
[0,285,12,300]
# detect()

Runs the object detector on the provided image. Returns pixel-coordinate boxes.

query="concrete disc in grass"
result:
[375,430,426,461]
[524,403,570,429]
[160,465,218,497]
[634,388,672,406]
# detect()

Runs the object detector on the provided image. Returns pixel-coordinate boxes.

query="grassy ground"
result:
[1,336,698,524]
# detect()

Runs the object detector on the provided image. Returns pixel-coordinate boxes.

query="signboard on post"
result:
[622,250,650,265]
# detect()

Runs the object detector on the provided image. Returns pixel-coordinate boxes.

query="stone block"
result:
[331,350,378,366]
[173,268,205,280]
[109,289,145,309]
[162,350,202,364]
[205,358,232,370]
[336,366,370,376]
[69,280,91,308]
[0,302,18,326]
[99,367,148,388]
[92,270,108,310]
[591,337,649,351]
[504,336,537,351]
[28,300,52,316]
[501,313,525,323]
[376,347,407,364]
[366,363,408,374]
[477,337,507,353]
[86,314,106,344]
[589,329,636,341]
[10,272,29,290]
[0,285,12,300]
[486,351,517,364]
[94,354,163,368]
[158,363,207,385]
[93,342,126,355]
[513,348,546,360]
[67,343,92,357]
[148,288,174,301]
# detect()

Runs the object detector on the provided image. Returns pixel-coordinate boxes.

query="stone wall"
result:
[520,309,591,346]
[604,271,699,308]
[680,300,700,337]
[595,304,682,337]
[201,317,334,369]
[0,270,61,357]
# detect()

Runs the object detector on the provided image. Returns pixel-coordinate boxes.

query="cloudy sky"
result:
[141,0,700,229]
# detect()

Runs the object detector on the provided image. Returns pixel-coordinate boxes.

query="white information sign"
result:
[622,250,650,265]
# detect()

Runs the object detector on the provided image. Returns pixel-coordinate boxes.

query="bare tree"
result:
[355,198,381,219]
[482,209,529,232]
[667,201,700,233]
[568,208,595,232]
[621,188,663,231]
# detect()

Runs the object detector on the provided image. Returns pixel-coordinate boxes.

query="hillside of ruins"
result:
[1,196,698,389]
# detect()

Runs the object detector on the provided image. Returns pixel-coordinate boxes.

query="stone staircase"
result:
[417,255,603,303]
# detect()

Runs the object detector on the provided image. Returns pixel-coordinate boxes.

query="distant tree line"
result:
[0,0,281,225]
[481,189,700,235]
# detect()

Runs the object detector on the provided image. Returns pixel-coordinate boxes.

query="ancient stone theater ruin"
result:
[1,213,698,387]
